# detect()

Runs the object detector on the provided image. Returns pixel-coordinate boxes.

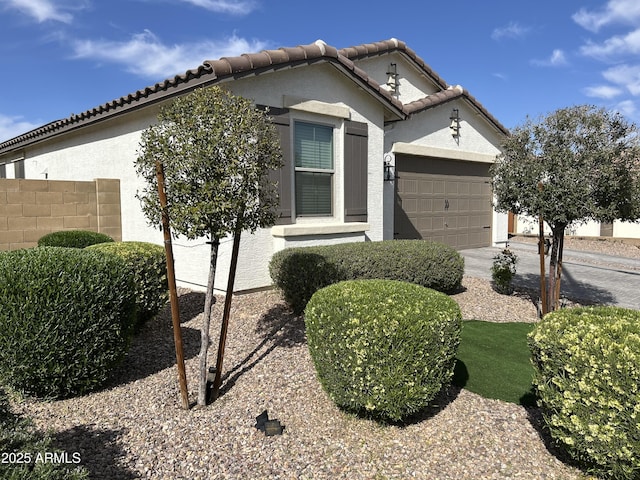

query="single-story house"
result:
[0,38,510,292]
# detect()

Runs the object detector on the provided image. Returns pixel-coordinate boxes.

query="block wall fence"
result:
[0,178,122,251]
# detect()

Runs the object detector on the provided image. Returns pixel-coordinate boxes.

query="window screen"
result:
[294,122,333,216]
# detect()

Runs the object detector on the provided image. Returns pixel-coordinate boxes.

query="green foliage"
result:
[529,307,640,479]
[135,85,283,240]
[0,247,136,399]
[87,241,169,329]
[37,230,114,248]
[0,387,89,479]
[491,248,518,294]
[269,240,464,314]
[491,105,640,226]
[453,321,536,406]
[305,280,462,422]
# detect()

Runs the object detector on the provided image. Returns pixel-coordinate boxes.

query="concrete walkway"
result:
[461,241,640,310]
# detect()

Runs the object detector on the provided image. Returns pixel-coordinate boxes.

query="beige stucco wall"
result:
[351,53,442,103]
[0,178,121,250]
[18,63,389,292]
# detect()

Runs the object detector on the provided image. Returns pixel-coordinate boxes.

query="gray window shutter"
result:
[344,121,368,222]
[14,160,25,179]
[266,107,293,225]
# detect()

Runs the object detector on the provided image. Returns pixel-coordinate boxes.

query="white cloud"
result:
[602,64,640,95]
[71,30,269,78]
[580,28,640,60]
[573,0,640,32]
[614,99,637,120]
[177,0,257,15]
[531,49,568,67]
[0,114,40,142]
[582,85,624,99]
[2,0,76,23]
[491,21,530,40]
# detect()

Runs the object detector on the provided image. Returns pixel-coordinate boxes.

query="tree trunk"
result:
[553,226,566,310]
[197,237,219,407]
[546,224,566,313]
[211,227,242,401]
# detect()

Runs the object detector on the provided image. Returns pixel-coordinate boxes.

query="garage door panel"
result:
[403,198,418,213]
[432,216,445,230]
[394,155,493,249]
[419,180,434,194]
[417,217,432,230]
[419,199,432,212]
[433,197,446,212]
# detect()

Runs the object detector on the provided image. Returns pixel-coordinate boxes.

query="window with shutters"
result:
[294,121,334,216]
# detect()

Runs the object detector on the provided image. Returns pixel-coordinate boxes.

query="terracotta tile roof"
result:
[338,38,509,135]
[0,38,507,154]
[338,38,450,91]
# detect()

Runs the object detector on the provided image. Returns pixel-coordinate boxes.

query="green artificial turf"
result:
[453,320,537,406]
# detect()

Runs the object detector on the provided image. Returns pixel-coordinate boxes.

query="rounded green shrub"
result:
[87,241,168,329]
[0,247,136,399]
[529,307,640,479]
[305,279,462,422]
[37,229,114,248]
[270,240,464,314]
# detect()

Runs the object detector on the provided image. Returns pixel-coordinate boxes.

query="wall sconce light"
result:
[383,153,395,181]
[449,108,460,137]
[386,63,399,96]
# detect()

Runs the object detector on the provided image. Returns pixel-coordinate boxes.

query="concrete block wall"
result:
[0,178,121,250]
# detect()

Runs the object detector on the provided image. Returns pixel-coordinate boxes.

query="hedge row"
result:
[269,240,464,314]
[37,230,114,248]
[0,247,137,399]
[87,241,168,330]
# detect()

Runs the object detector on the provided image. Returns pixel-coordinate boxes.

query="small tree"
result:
[135,86,282,406]
[491,105,640,312]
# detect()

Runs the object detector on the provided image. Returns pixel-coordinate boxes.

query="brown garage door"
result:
[394,155,493,249]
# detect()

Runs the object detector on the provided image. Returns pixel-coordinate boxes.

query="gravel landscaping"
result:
[12,240,636,479]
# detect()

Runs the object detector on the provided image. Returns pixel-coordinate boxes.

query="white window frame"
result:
[291,117,342,222]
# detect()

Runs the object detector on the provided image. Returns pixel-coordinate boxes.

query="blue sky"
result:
[2,0,640,142]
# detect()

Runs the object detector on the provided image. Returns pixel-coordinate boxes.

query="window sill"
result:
[271,222,370,238]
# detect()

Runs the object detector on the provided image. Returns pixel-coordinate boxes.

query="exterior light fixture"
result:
[386,63,399,96]
[383,153,395,181]
[449,108,460,137]
[255,410,284,436]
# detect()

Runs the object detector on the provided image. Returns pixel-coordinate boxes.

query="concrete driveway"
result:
[460,241,640,310]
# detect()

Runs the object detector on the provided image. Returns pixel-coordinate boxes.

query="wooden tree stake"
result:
[155,161,190,410]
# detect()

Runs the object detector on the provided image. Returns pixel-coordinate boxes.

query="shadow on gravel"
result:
[174,291,207,323]
[514,270,615,307]
[217,303,306,398]
[352,382,464,428]
[53,425,137,480]
[525,407,586,476]
[105,300,203,388]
